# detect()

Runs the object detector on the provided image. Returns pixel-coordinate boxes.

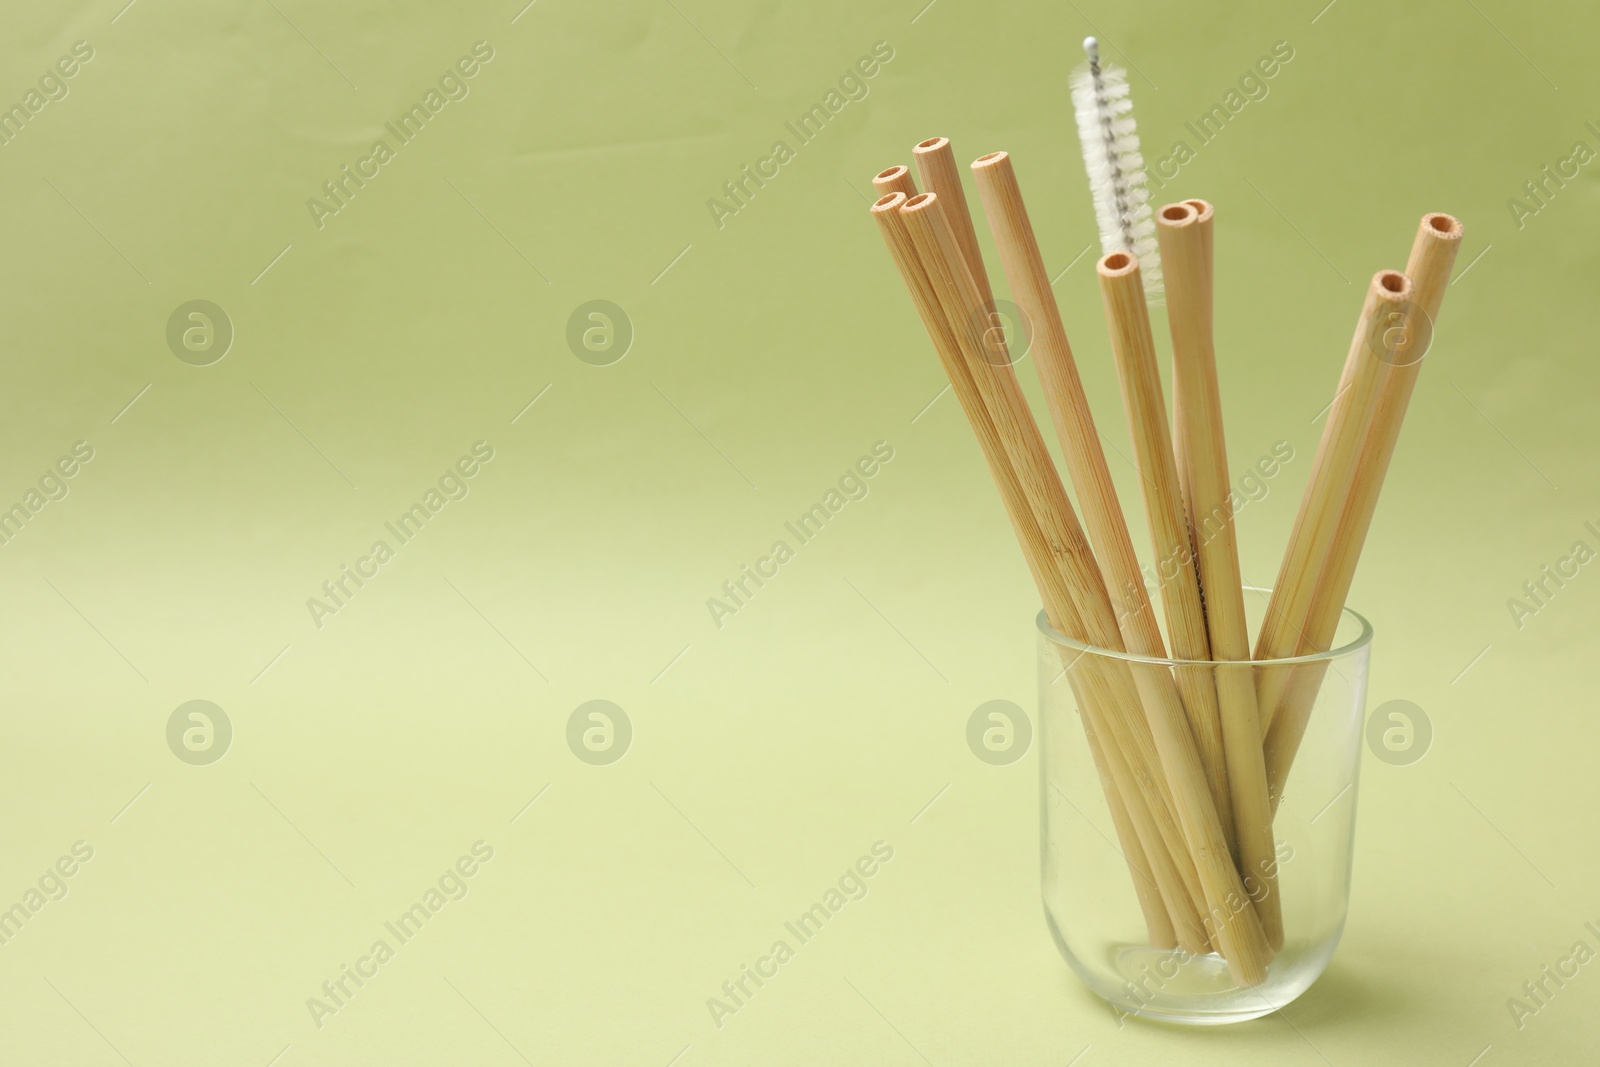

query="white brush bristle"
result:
[1069,59,1162,303]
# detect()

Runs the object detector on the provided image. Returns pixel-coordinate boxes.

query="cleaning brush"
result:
[1069,37,1161,302]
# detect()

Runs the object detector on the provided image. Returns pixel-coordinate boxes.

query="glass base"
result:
[1047,911,1342,1026]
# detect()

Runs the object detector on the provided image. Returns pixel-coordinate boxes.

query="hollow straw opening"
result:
[1158,202,1197,225]
[1373,270,1421,360]
[914,137,948,152]
[1038,589,1374,669]
[972,151,1008,167]
[872,191,906,212]
[1099,251,1137,275]
[1184,198,1214,224]
[1425,211,1464,238]
[901,192,938,212]
[875,165,909,183]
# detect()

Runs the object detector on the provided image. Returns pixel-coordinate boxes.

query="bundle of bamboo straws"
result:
[868,138,1462,986]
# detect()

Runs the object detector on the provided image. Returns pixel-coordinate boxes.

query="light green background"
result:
[1,0,1596,1063]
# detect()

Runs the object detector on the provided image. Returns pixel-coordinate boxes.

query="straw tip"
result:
[1421,211,1464,241]
[1155,201,1199,227]
[1097,251,1139,278]
[1374,269,1414,300]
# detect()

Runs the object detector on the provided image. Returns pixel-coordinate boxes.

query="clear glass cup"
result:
[1037,589,1372,1025]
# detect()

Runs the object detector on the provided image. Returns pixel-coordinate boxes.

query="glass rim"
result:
[1035,585,1373,668]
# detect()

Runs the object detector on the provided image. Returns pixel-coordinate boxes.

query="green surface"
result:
[0,0,1596,1063]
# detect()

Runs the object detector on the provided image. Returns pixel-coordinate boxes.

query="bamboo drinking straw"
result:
[1252,270,1413,786]
[1252,276,1410,729]
[912,138,990,300]
[910,139,1006,363]
[895,151,1207,934]
[969,153,1164,643]
[1263,215,1460,807]
[970,153,1237,858]
[878,189,1212,948]
[1094,247,1234,855]
[902,191,1269,982]
[892,190,1217,955]
[1157,201,1283,950]
[1171,199,1215,623]
[870,193,1154,933]
[912,139,1014,380]
[870,191,1207,951]
[885,161,1211,940]
[872,165,919,198]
